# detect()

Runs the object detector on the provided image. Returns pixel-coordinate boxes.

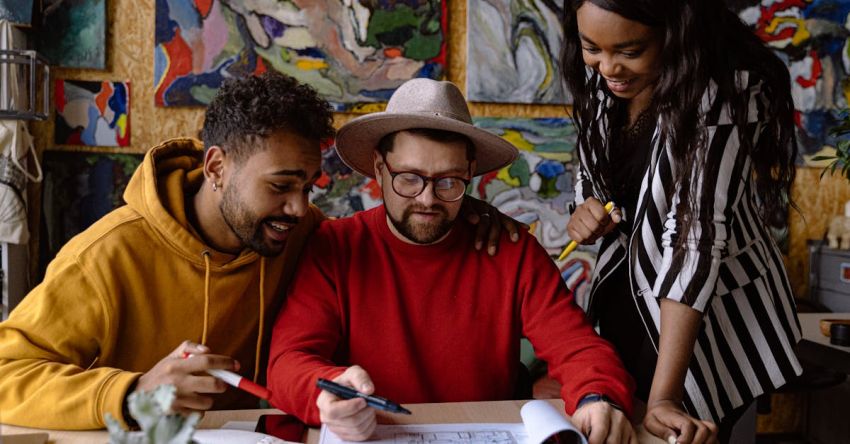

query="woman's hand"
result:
[643,400,718,444]
[566,197,622,244]
[461,196,526,255]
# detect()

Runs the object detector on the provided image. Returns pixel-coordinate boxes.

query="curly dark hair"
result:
[200,72,335,162]
[561,0,797,243]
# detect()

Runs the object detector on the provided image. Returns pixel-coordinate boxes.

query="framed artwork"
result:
[38,0,106,69]
[467,0,568,104]
[731,0,850,164]
[54,79,130,147]
[154,0,447,110]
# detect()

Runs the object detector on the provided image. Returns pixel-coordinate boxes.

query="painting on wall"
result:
[0,0,33,25]
[470,117,577,253]
[467,0,567,104]
[154,0,447,110]
[37,0,106,69]
[54,79,130,147]
[729,0,850,164]
[39,152,143,271]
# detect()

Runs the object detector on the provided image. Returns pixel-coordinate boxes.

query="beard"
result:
[219,185,298,257]
[387,203,454,244]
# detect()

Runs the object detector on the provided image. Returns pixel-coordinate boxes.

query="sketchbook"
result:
[318,400,587,444]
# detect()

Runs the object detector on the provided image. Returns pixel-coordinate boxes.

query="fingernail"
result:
[475,241,482,249]
[197,345,209,352]
[511,233,518,241]
[488,246,496,255]
[362,383,373,392]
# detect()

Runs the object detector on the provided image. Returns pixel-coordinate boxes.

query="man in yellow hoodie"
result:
[0,72,333,429]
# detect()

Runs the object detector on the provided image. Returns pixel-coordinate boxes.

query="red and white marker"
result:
[183,353,271,400]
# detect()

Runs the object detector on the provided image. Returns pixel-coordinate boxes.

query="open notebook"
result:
[318,401,586,444]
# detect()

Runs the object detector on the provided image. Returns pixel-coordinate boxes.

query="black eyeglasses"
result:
[381,155,471,202]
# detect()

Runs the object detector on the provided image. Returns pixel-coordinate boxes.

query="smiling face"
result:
[576,2,662,108]
[218,129,322,256]
[374,131,473,245]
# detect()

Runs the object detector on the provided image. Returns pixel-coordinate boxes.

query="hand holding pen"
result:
[134,341,237,415]
[316,365,400,442]
[562,199,620,260]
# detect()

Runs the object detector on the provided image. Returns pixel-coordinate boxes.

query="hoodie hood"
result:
[124,137,260,268]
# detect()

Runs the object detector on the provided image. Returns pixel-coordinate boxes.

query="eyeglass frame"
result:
[379,153,472,202]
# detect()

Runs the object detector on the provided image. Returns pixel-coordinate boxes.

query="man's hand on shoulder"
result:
[571,397,637,444]
[134,341,236,415]
[317,365,377,441]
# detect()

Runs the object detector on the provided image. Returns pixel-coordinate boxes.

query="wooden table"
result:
[797,312,850,374]
[1,400,665,443]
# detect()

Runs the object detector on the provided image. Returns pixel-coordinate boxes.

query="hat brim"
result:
[335,113,519,178]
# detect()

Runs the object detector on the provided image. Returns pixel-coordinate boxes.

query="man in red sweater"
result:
[267,79,636,444]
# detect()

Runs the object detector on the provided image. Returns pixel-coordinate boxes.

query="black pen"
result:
[316,378,412,415]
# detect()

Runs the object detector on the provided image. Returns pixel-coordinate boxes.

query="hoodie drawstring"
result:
[200,251,265,385]
[254,258,266,383]
[201,251,212,346]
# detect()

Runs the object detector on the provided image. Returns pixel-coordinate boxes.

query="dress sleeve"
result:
[652,74,769,311]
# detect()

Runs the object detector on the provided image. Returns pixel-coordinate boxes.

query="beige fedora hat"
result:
[335,78,519,178]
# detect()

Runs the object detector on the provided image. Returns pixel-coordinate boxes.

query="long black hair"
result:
[562,0,797,247]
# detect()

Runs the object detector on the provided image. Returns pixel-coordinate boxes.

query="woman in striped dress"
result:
[561,0,801,442]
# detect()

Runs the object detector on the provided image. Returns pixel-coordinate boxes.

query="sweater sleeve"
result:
[518,238,635,416]
[652,76,766,312]
[267,230,347,426]
[0,255,140,429]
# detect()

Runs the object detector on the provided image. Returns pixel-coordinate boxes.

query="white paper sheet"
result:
[318,401,586,444]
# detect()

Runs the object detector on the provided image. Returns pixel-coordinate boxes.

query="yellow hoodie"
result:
[0,138,322,429]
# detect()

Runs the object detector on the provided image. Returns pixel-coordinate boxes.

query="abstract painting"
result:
[39,152,143,271]
[0,0,33,25]
[37,0,106,69]
[470,117,577,253]
[55,79,130,147]
[154,0,447,110]
[310,140,382,217]
[730,0,850,163]
[467,0,567,104]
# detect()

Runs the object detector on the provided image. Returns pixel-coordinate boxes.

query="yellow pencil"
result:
[557,201,616,262]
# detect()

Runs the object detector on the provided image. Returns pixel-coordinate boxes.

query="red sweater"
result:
[267,206,634,425]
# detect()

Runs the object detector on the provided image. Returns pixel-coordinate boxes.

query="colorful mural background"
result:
[466,0,567,104]
[730,0,850,163]
[37,0,106,69]
[154,0,446,110]
[54,79,131,147]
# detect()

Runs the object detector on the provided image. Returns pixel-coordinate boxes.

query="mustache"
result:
[404,204,448,217]
[264,215,299,225]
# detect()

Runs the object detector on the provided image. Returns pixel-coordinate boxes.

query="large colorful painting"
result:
[55,79,130,147]
[466,0,567,104]
[730,0,850,163]
[154,0,447,110]
[40,152,143,271]
[37,0,106,69]
[0,0,33,25]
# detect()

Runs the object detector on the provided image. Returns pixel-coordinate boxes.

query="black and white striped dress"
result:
[574,71,802,423]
